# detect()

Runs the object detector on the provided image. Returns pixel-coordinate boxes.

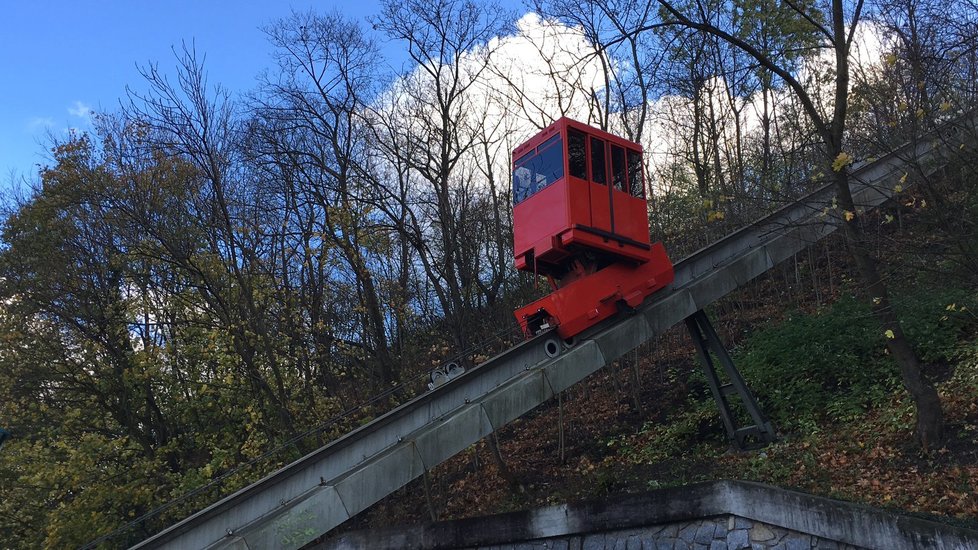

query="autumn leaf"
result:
[843,210,855,222]
[884,329,895,339]
[832,152,854,172]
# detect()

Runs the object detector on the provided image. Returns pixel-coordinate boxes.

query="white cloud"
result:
[27,117,54,131]
[68,100,93,122]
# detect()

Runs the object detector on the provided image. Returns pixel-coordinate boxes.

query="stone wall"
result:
[320,481,978,550]
[467,515,863,549]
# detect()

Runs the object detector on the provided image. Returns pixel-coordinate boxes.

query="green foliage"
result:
[734,296,899,432]
[609,399,725,466]
[895,287,977,363]
[733,286,976,434]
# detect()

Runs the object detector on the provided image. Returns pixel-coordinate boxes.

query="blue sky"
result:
[0,1,525,194]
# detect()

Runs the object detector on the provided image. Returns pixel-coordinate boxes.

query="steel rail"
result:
[132,122,962,549]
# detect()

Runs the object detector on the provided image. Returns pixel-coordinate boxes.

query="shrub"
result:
[733,285,975,434]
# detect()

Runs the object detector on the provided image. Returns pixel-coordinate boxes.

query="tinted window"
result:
[568,129,587,180]
[590,137,606,184]
[611,145,626,191]
[513,137,564,204]
[627,150,644,197]
[513,151,534,203]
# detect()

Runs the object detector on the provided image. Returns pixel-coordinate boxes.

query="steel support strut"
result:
[685,310,775,449]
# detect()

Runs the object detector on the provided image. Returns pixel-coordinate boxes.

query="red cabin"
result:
[512,118,674,340]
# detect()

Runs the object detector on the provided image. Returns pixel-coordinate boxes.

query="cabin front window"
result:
[513,134,564,204]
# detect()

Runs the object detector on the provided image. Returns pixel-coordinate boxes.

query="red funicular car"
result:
[512,117,674,341]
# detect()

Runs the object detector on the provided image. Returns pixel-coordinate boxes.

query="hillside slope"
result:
[346,196,978,536]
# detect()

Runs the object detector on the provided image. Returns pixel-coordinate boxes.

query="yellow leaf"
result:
[884,214,894,224]
[873,297,882,305]
[898,101,909,112]
[843,210,855,221]
[884,329,895,339]
[900,172,908,184]
[894,184,903,193]
[920,199,927,208]
[916,107,925,118]
[885,53,898,66]
[832,152,853,172]
[947,303,957,311]
[940,101,952,112]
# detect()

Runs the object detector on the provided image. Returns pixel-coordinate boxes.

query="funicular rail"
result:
[133,126,960,549]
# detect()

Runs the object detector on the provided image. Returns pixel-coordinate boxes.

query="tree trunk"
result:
[835,172,944,449]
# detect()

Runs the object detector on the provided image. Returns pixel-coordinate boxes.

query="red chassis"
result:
[514,242,673,340]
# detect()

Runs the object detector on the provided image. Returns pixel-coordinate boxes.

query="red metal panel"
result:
[566,177,591,230]
[513,178,568,264]
[613,191,652,246]
[588,180,612,234]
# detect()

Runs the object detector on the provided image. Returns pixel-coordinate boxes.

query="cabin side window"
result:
[568,129,587,180]
[611,145,626,191]
[627,149,644,197]
[513,134,564,204]
[590,137,607,184]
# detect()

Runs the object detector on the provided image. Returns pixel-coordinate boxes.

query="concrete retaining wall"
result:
[320,480,978,550]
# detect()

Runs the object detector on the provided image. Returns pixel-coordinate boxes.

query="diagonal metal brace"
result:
[685,310,775,449]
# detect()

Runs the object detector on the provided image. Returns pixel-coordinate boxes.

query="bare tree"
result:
[369,0,510,352]
[251,11,401,387]
[123,46,301,438]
